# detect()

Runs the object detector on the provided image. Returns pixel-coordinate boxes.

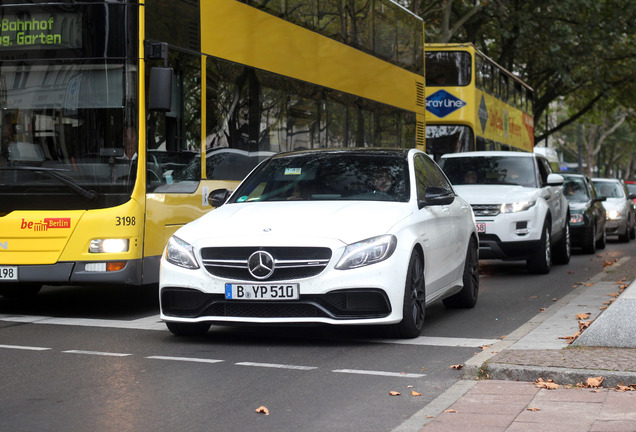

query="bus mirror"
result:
[149,67,173,112]
[208,189,232,208]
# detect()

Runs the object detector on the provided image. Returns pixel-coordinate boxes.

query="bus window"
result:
[426,125,475,161]
[425,51,472,86]
[374,1,398,63]
[499,73,509,103]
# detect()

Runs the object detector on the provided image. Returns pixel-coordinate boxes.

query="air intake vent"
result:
[416,81,425,107]
[416,121,425,147]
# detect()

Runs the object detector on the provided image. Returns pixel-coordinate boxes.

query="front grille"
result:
[471,204,501,217]
[161,288,391,320]
[200,246,332,281]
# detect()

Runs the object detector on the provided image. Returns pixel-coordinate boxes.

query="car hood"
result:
[175,201,412,246]
[453,185,541,204]
[568,201,590,213]
[602,198,629,212]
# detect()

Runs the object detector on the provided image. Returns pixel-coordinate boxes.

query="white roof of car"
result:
[440,151,536,158]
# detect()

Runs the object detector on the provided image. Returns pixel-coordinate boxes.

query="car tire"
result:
[596,227,607,249]
[392,250,425,339]
[0,283,42,298]
[443,237,479,309]
[527,223,551,274]
[630,220,636,239]
[619,224,630,243]
[552,222,571,265]
[582,223,596,254]
[166,321,211,337]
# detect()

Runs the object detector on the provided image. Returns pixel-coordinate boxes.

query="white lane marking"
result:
[370,336,499,348]
[62,350,132,357]
[333,369,425,378]
[0,315,497,348]
[236,362,318,371]
[147,356,224,364]
[0,344,51,351]
[0,314,165,331]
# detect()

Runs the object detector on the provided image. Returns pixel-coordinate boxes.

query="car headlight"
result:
[500,201,536,213]
[607,209,622,220]
[335,235,397,270]
[165,236,199,269]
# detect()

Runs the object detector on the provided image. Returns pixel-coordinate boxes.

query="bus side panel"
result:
[200,0,425,116]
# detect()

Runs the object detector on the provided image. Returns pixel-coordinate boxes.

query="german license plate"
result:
[225,283,299,300]
[476,222,486,233]
[0,266,18,281]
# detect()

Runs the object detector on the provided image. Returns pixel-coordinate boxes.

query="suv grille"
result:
[200,246,332,281]
[471,204,500,217]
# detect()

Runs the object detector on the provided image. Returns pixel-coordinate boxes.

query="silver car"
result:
[592,178,636,242]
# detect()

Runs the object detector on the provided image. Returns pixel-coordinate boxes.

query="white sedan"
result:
[159,148,479,338]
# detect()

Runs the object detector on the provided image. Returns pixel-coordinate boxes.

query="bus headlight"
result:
[336,235,397,270]
[89,239,130,253]
[165,236,200,269]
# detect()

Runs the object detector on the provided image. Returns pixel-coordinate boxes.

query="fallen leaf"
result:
[568,270,574,274]
[552,298,558,301]
[527,407,541,411]
[389,391,401,396]
[535,378,560,389]
[411,390,422,396]
[584,377,604,388]
[255,406,270,415]
[539,307,546,311]
[449,364,463,370]
[575,313,591,320]
[615,384,636,392]
[479,345,492,350]
[444,409,458,414]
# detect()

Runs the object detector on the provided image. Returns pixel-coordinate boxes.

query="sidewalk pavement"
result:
[409,256,636,432]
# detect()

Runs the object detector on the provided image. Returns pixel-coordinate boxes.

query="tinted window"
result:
[440,156,537,188]
[563,178,589,202]
[230,152,410,203]
[425,51,471,86]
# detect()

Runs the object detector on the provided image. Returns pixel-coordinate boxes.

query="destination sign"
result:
[0,12,82,49]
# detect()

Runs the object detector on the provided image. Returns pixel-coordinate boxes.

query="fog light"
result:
[89,239,129,253]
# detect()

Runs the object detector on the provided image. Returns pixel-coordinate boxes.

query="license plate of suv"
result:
[476,223,486,233]
[225,283,299,300]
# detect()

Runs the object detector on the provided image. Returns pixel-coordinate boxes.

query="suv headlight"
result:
[165,236,199,269]
[336,235,397,270]
[500,201,536,213]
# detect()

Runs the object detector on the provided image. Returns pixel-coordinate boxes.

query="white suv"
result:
[439,151,570,274]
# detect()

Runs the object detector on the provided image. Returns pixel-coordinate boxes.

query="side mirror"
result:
[208,188,232,208]
[148,67,173,111]
[547,173,564,186]
[419,186,455,209]
[594,196,607,202]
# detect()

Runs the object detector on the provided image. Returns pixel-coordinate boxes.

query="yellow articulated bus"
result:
[0,0,426,296]
[424,43,534,161]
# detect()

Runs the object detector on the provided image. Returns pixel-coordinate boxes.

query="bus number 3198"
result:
[115,216,136,226]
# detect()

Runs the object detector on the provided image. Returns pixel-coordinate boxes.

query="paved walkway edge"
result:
[391,379,477,431]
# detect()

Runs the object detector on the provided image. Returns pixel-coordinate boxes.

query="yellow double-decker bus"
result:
[424,43,534,161]
[0,0,425,296]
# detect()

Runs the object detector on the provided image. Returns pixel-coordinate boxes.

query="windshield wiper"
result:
[0,166,97,200]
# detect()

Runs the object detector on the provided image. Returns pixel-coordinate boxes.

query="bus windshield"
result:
[0,2,138,213]
[0,62,134,211]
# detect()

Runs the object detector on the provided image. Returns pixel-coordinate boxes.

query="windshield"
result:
[0,2,138,212]
[440,156,537,188]
[593,181,624,198]
[563,178,590,202]
[229,152,410,203]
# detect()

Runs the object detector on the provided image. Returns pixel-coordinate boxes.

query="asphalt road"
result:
[1,239,634,432]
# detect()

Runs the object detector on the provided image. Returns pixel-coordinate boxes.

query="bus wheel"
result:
[166,321,211,337]
[0,284,42,298]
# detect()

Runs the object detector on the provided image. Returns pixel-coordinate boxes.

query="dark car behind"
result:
[562,174,606,253]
